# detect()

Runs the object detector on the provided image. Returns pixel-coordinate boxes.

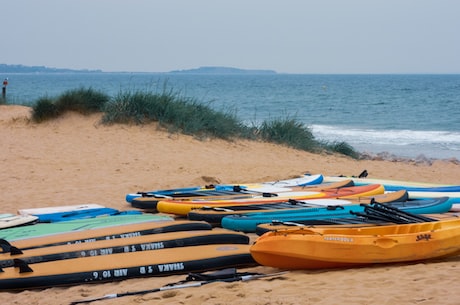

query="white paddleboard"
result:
[0,214,38,229]
[18,204,106,216]
[262,174,323,187]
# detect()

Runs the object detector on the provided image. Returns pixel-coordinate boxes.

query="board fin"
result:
[1,239,22,254]
[0,239,24,255]
[358,169,368,178]
[13,259,34,273]
[9,246,23,255]
[233,185,243,192]
[0,239,11,253]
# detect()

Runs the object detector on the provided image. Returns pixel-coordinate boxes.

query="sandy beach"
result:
[1,104,459,305]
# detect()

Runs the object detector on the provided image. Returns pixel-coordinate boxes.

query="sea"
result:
[1,72,460,160]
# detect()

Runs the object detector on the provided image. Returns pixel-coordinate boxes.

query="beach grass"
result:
[257,118,320,152]
[30,87,360,158]
[56,87,109,114]
[31,87,108,122]
[102,89,248,140]
[31,97,61,122]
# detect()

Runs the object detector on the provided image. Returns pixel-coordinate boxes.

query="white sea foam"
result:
[311,125,460,159]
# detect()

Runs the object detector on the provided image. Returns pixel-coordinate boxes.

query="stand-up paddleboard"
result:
[407,190,460,200]
[0,220,213,250]
[129,179,354,211]
[156,184,385,216]
[0,214,38,229]
[18,204,143,223]
[0,244,256,290]
[324,175,460,192]
[406,191,460,212]
[187,190,409,226]
[33,209,142,223]
[18,204,106,216]
[221,197,452,233]
[126,174,324,203]
[0,213,174,241]
[0,229,250,268]
[255,174,323,187]
[130,189,264,211]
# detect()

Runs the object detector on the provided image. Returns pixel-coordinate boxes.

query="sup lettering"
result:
[158,262,185,272]
[99,248,113,255]
[123,245,135,253]
[140,242,165,251]
[102,270,111,278]
[139,266,154,274]
[114,268,128,277]
[119,232,141,238]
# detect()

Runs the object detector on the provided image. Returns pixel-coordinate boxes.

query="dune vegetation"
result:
[30,87,360,158]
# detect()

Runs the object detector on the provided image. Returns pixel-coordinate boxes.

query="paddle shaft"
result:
[70,271,287,304]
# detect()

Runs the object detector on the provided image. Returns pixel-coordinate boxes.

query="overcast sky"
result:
[3,0,459,73]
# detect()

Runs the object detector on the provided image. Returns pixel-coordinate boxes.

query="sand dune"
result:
[1,105,459,305]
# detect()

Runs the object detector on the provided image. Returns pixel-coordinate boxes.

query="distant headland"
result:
[0,64,102,73]
[0,64,276,75]
[168,66,277,75]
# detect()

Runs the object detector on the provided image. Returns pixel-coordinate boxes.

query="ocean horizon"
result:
[1,72,459,161]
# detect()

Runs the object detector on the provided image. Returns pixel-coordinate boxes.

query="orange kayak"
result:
[250,218,460,269]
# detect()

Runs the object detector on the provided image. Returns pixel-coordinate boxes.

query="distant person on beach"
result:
[2,78,8,100]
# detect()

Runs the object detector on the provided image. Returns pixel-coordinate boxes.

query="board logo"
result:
[158,262,185,272]
[416,234,431,241]
[216,246,238,251]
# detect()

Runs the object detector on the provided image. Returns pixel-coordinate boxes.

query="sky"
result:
[2,0,460,74]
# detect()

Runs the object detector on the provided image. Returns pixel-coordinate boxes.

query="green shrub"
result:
[56,87,109,114]
[322,141,361,159]
[102,89,246,140]
[258,118,321,153]
[31,97,60,122]
[31,87,109,122]
[102,90,156,124]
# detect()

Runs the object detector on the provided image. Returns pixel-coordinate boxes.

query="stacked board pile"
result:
[0,212,256,290]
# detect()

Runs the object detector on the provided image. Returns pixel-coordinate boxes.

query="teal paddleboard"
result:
[0,214,173,241]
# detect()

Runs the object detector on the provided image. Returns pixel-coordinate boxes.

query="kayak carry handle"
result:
[326,205,345,210]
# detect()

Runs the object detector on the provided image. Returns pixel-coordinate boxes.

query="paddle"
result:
[348,201,438,224]
[366,202,437,222]
[70,268,288,304]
